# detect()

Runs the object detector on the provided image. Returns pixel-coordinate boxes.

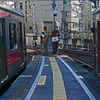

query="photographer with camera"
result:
[41,26,50,56]
[51,26,60,56]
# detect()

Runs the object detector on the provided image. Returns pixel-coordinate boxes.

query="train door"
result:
[97,21,100,75]
[23,23,27,59]
[0,19,8,85]
[18,22,24,66]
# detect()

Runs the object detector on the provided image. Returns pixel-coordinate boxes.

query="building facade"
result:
[83,0,95,33]
[15,0,63,35]
[62,0,82,38]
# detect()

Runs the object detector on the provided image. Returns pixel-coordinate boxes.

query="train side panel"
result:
[93,8,100,78]
[0,12,27,88]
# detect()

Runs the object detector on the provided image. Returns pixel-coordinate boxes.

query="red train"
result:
[93,7,100,78]
[0,4,27,88]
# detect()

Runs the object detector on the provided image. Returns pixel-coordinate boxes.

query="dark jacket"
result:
[51,30,60,37]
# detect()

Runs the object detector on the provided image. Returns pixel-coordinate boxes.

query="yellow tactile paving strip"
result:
[49,57,67,100]
[37,76,47,85]
[44,64,49,66]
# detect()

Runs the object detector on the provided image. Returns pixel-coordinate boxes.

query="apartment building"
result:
[83,0,95,33]
[15,0,63,35]
[62,0,81,38]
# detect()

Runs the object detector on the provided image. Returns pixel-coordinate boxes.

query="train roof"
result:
[93,7,100,15]
[0,4,24,16]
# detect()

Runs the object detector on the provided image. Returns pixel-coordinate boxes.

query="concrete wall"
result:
[35,0,63,24]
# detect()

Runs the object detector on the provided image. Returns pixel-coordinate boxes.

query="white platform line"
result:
[25,56,45,100]
[19,75,32,77]
[58,56,96,100]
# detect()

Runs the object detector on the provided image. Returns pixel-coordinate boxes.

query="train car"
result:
[0,4,27,88]
[93,7,100,78]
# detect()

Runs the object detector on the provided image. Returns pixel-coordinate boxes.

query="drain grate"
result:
[6,56,40,99]
[7,77,31,99]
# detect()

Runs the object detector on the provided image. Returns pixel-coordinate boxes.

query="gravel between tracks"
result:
[62,51,93,64]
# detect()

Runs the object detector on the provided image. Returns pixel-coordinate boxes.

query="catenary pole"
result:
[53,0,56,28]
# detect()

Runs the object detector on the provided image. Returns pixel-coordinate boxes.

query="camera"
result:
[41,31,44,34]
[53,10,57,16]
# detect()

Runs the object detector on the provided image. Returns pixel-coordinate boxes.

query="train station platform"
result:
[1,55,100,100]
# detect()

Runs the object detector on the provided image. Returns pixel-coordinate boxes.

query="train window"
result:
[25,1,27,5]
[9,23,17,51]
[29,26,32,30]
[20,3,23,10]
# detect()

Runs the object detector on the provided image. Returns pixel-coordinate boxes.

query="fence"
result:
[59,38,93,52]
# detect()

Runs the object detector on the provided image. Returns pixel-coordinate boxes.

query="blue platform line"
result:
[86,72,100,85]
[1,62,32,99]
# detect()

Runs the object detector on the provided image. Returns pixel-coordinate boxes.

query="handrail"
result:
[1,75,8,84]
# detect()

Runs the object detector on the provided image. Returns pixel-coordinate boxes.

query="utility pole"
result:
[32,2,36,34]
[80,3,84,44]
[52,0,57,28]
[61,6,65,38]
[61,0,66,38]
[78,0,84,44]
[61,0,71,38]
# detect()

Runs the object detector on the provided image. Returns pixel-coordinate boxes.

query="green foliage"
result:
[73,33,92,39]
[84,33,92,39]
[73,33,80,39]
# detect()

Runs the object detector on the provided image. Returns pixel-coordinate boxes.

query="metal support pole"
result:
[32,3,36,34]
[87,44,89,51]
[33,4,35,31]
[80,3,84,44]
[53,15,55,28]
[66,43,68,49]
[53,0,56,28]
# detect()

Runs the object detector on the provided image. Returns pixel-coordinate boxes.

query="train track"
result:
[72,58,93,69]
[59,48,93,69]
[59,48,93,57]
[27,45,93,69]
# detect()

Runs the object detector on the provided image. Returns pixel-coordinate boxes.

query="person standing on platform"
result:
[51,26,60,56]
[41,26,50,56]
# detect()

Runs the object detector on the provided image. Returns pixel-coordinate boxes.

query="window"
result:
[63,0,67,5]
[29,5,31,10]
[20,3,23,10]
[29,26,32,30]
[9,23,17,50]
[25,5,27,9]
[79,7,81,10]
[25,1,27,5]
[73,22,79,27]
[65,11,67,17]
[77,14,81,19]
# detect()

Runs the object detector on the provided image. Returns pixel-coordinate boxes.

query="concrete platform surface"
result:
[1,55,100,100]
